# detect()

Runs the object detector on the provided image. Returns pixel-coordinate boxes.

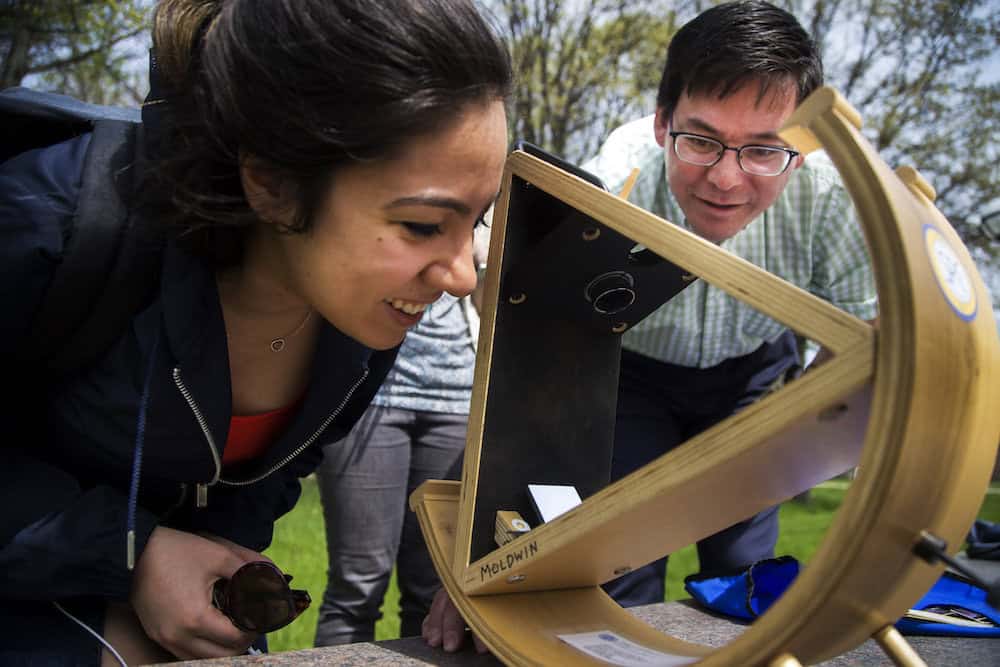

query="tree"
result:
[491,0,997,242]
[782,0,999,241]
[488,0,678,163]
[1,0,151,106]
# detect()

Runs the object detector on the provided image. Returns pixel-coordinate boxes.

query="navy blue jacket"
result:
[0,133,397,604]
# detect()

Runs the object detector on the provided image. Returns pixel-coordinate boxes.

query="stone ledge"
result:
[158,600,1000,666]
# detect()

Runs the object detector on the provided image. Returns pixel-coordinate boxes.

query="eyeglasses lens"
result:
[739,147,789,175]
[674,134,720,165]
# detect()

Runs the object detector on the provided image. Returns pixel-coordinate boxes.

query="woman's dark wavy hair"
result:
[145,0,512,267]
[656,0,823,120]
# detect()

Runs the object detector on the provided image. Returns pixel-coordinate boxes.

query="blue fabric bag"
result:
[684,557,1000,637]
[897,571,1000,637]
[683,556,799,620]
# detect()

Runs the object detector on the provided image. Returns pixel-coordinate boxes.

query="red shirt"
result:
[223,401,300,465]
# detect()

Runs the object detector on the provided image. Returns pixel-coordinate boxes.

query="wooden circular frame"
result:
[411,87,999,666]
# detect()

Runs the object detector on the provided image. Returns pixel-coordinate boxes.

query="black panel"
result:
[468,158,696,562]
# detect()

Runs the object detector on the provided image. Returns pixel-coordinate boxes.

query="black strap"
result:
[0,87,139,162]
[25,119,162,373]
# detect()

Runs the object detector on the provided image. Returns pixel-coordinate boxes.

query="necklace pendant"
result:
[266,309,311,352]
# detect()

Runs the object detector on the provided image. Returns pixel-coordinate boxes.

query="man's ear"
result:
[239,153,294,226]
[653,107,670,148]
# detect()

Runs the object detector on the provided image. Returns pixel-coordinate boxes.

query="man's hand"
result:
[422,587,488,653]
[128,526,259,659]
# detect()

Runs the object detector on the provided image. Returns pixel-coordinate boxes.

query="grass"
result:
[262,477,401,650]
[265,478,1000,653]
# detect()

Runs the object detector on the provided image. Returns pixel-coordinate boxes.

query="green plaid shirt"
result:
[582,115,877,368]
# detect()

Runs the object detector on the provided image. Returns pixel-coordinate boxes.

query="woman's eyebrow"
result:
[384,195,470,215]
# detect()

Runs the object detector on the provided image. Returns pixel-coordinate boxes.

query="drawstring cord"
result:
[126,328,161,570]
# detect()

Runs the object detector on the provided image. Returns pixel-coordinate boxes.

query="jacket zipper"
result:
[222,368,370,487]
[172,368,222,507]
[172,366,370,502]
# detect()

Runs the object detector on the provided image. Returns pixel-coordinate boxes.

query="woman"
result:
[0,0,511,663]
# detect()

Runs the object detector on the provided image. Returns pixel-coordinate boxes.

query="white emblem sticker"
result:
[924,225,976,320]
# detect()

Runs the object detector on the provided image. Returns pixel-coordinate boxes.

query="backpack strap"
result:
[65,122,163,373]
[26,119,163,374]
[0,87,139,162]
[1,87,164,374]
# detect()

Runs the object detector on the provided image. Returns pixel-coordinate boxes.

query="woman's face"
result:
[264,100,508,350]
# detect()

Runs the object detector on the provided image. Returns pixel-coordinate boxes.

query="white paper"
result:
[527,484,582,522]
[557,631,700,666]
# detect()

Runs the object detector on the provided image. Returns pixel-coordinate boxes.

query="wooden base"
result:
[411,481,712,666]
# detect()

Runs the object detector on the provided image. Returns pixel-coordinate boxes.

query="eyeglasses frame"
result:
[667,130,800,176]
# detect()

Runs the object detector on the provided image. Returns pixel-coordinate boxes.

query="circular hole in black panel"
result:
[593,287,636,314]
[585,272,636,314]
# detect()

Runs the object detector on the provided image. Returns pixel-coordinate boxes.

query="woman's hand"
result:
[200,531,272,564]
[128,526,259,659]
[422,587,488,653]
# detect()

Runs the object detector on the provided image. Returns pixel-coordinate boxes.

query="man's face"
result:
[654,80,804,243]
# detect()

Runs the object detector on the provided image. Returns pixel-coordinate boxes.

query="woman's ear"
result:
[239,153,294,226]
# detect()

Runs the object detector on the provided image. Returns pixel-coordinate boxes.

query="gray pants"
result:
[314,405,466,646]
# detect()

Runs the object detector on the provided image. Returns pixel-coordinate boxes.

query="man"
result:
[581,0,877,607]
[422,0,877,649]
[583,0,877,606]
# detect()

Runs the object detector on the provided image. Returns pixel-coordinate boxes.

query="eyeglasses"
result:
[212,561,311,633]
[668,131,799,176]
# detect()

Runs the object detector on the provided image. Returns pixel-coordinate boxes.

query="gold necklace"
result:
[270,310,313,352]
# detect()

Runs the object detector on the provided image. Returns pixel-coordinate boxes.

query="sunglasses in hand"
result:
[212,561,311,633]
